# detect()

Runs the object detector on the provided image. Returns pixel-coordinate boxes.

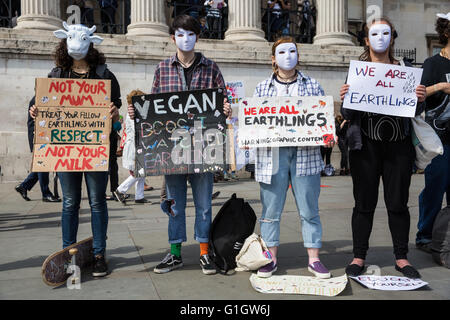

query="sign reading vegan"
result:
[32,78,111,172]
[238,96,335,148]
[133,88,226,176]
[343,60,423,117]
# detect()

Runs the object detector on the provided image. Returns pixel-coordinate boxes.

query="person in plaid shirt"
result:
[253,37,335,279]
[128,15,231,275]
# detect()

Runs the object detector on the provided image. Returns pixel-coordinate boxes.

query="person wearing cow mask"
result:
[29,22,122,277]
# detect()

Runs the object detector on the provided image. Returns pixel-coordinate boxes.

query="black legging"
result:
[320,146,332,165]
[338,138,349,170]
[349,135,414,260]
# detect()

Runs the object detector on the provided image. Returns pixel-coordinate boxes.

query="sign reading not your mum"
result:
[238,96,336,148]
[133,88,226,177]
[32,78,111,172]
[343,60,423,118]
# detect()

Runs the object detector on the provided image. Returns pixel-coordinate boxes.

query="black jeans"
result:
[349,135,414,260]
[320,146,332,165]
[109,135,119,193]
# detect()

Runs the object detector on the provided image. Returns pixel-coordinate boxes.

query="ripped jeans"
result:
[162,173,213,244]
[259,147,322,248]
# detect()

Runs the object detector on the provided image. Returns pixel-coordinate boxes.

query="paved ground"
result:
[0,174,449,300]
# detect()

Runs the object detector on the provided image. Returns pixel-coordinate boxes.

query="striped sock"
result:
[200,243,209,256]
[171,243,182,258]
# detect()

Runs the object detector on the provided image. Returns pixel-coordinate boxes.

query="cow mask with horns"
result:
[54,22,104,61]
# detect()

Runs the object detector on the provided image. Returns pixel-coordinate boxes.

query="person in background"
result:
[320,145,333,176]
[340,17,426,279]
[204,0,227,39]
[98,0,118,34]
[267,0,291,41]
[415,12,450,252]
[15,97,61,203]
[335,114,350,176]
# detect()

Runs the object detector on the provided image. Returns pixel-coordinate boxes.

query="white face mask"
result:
[275,43,298,71]
[368,24,392,53]
[174,28,197,52]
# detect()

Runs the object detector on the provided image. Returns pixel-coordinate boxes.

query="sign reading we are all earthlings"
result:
[32,78,112,172]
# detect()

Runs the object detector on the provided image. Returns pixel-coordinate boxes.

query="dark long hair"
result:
[436,17,449,46]
[359,17,397,63]
[53,39,106,70]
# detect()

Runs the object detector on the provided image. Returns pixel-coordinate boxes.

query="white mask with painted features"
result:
[275,43,298,71]
[368,24,392,53]
[174,28,197,52]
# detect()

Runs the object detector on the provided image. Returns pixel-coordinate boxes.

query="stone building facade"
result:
[0,0,449,182]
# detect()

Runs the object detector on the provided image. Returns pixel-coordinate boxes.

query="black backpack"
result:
[208,193,257,274]
[431,207,450,268]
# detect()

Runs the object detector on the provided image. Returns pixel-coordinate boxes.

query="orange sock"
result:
[200,243,209,256]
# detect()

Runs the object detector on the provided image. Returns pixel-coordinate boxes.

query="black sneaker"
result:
[200,254,217,275]
[154,253,183,274]
[113,189,127,205]
[15,185,30,201]
[92,255,108,277]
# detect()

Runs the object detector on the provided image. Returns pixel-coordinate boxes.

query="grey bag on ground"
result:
[431,207,450,268]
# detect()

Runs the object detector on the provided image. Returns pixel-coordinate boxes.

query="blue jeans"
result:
[259,147,322,248]
[59,172,109,256]
[162,173,213,244]
[417,144,450,244]
[20,172,51,197]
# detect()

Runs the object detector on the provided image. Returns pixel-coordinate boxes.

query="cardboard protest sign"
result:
[226,81,255,171]
[32,144,109,172]
[34,107,111,145]
[249,274,348,296]
[35,78,111,108]
[133,88,226,176]
[32,78,111,172]
[343,60,423,118]
[350,275,428,291]
[238,96,335,148]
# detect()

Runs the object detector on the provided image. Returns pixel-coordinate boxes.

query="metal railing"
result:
[166,1,228,40]
[0,0,20,28]
[394,48,421,66]
[262,7,316,43]
[67,0,130,34]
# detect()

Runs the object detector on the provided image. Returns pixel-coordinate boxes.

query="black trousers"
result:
[338,138,349,170]
[349,135,414,260]
[109,135,119,193]
[320,146,332,165]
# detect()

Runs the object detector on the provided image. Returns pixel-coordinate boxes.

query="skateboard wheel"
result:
[69,248,78,256]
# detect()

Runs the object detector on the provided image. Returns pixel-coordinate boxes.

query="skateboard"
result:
[41,237,93,287]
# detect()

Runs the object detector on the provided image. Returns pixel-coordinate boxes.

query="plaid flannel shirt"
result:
[151,53,226,93]
[254,71,325,184]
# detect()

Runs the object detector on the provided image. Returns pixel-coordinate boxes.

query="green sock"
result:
[171,243,182,258]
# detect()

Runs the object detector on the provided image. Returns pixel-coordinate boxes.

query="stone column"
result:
[127,0,168,36]
[225,0,266,42]
[313,0,354,46]
[15,0,62,30]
